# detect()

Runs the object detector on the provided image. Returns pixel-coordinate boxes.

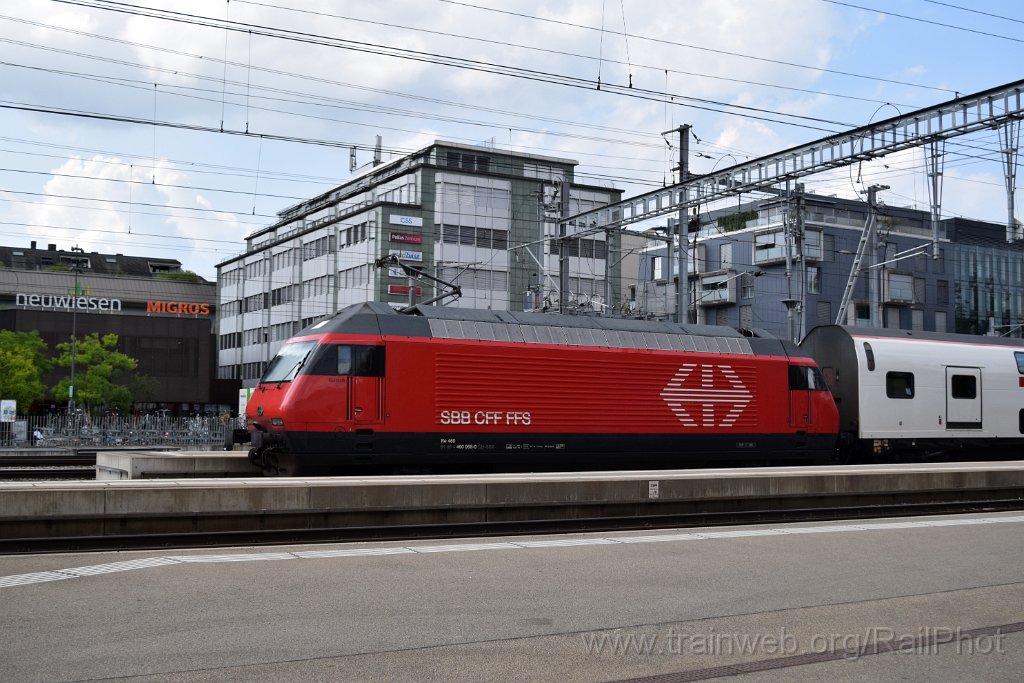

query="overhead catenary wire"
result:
[0,0,1017,282]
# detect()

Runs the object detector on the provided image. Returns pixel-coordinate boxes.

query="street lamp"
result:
[68,246,84,416]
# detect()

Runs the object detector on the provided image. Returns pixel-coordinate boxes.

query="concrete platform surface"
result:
[1,460,1022,519]
[0,511,1021,682]
[96,449,261,480]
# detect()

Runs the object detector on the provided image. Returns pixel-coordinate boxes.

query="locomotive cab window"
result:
[789,365,829,391]
[950,374,977,399]
[885,372,915,399]
[308,344,385,377]
[1015,352,1024,374]
[260,341,316,383]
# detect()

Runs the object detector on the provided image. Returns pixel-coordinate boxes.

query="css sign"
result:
[389,215,423,227]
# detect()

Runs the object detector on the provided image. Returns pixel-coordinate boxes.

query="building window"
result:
[884,272,914,303]
[803,229,822,260]
[741,272,756,299]
[548,238,606,259]
[754,230,786,263]
[149,261,178,274]
[698,273,735,306]
[651,256,664,281]
[752,228,820,262]
[807,266,820,294]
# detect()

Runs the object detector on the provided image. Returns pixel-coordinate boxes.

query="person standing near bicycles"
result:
[220,410,234,451]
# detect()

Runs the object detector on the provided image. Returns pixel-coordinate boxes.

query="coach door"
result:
[945,366,982,430]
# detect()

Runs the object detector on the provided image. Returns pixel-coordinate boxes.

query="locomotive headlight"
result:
[271,418,284,426]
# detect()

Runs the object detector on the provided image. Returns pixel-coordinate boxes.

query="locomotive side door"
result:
[945,366,982,430]
[788,365,812,429]
[351,376,382,424]
[350,345,385,425]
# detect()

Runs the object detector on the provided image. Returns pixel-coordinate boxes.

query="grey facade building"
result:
[0,242,237,414]
[634,193,1024,340]
[216,141,624,384]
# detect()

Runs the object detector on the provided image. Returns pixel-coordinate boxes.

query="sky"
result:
[0,0,1022,280]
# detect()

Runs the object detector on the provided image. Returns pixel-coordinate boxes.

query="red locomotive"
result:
[246,303,839,475]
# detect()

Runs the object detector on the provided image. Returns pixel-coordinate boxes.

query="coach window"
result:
[863,342,875,371]
[950,374,977,399]
[1015,352,1024,374]
[885,372,915,399]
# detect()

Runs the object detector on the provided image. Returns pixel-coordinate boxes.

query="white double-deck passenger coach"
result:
[801,326,1024,459]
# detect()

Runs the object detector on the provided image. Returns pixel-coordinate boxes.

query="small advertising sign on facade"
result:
[389,232,423,245]
[388,285,423,296]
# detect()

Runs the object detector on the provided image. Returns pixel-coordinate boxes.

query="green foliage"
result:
[51,333,138,412]
[157,270,204,283]
[119,371,160,404]
[0,330,50,408]
[718,210,759,233]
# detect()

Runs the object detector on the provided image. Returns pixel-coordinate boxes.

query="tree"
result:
[157,270,205,283]
[0,330,50,409]
[51,333,139,412]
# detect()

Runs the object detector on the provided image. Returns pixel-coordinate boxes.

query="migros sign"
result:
[147,300,211,316]
[15,288,209,316]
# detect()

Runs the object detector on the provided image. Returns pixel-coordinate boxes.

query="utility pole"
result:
[835,184,888,326]
[1000,121,1021,242]
[558,178,571,313]
[866,184,887,328]
[794,183,806,340]
[662,124,692,323]
[68,246,85,416]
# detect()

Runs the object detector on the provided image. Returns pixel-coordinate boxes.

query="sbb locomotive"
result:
[246,303,1024,475]
[246,302,839,475]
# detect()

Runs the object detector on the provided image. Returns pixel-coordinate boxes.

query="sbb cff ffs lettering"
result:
[439,410,532,426]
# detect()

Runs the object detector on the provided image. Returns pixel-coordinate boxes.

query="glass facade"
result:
[955,244,1024,336]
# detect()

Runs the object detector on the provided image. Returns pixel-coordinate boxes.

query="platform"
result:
[1,462,1022,550]
[96,449,261,479]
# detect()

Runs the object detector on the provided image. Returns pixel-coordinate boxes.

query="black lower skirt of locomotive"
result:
[249,429,838,475]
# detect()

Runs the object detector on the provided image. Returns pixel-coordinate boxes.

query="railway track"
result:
[0,454,96,481]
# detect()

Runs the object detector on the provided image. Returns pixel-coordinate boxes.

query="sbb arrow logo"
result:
[660,363,754,428]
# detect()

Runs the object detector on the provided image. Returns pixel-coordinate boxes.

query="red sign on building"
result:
[388,285,423,296]
[390,232,423,244]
